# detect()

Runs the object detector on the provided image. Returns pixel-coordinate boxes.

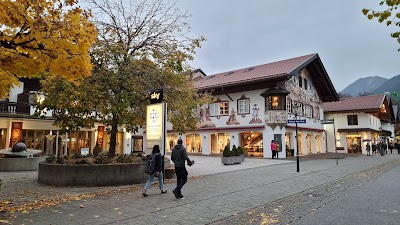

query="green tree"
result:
[36,0,210,158]
[363,1,400,48]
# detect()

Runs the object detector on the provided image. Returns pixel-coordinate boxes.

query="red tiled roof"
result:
[322,95,385,112]
[194,54,317,89]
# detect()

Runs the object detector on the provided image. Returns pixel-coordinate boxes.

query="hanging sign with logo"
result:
[96,126,105,148]
[9,122,23,147]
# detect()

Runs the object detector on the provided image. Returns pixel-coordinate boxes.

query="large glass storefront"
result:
[240,131,263,157]
[211,133,230,154]
[185,133,202,153]
[346,135,362,153]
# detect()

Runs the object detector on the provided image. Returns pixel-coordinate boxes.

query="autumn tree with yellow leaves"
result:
[37,0,211,158]
[0,0,97,98]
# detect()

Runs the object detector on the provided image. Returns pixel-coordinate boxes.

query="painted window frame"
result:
[237,98,250,115]
[210,101,229,117]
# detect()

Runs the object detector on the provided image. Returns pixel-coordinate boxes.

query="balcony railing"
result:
[0,101,32,115]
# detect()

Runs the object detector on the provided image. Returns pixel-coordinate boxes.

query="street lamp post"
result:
[293,105,300,173]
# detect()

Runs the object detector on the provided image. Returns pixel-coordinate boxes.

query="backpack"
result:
[145,153,160,174]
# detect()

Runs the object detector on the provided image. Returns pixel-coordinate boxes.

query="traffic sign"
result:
[287,119,306,123]
[321,119,334,124]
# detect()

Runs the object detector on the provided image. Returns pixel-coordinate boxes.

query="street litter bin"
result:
[380,147,385,156]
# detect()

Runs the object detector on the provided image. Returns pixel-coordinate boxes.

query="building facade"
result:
[162,54,339,158]
[1,54,340,159]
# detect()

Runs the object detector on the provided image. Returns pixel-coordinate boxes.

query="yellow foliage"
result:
[0,0,97,98]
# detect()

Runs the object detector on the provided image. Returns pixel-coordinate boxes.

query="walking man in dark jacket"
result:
[171,139,193,199]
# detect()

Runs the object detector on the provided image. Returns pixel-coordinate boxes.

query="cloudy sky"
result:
[177,0,400,92]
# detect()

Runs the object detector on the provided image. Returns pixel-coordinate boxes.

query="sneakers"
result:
[161,190,167,194]
[142,192,148,197]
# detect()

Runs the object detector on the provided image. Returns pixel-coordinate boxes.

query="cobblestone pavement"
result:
[1,153,399,225]
[212,155,400,225]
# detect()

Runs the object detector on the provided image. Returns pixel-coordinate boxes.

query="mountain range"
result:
[339,75,400,96]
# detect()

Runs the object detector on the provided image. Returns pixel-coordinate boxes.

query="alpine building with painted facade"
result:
[2,53,368,159]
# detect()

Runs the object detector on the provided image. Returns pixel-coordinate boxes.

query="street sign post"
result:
[321,118,338,165]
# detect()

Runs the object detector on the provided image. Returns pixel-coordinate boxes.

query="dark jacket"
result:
[149,150,162,172]
[171,144,190,167]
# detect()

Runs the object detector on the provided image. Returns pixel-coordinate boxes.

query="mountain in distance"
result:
[371,74,400,95]
[340,76,388,96]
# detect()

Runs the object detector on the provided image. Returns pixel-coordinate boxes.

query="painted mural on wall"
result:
[249,104,262,124]
[226,108,240,125]
[283,68,322,118]
[198,107,216,128]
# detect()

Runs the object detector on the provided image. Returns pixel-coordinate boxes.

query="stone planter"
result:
[221,156,234,165]
[239,154,245,162]
[38,158,170,187]
[0,157,46,171]
[221,156,242,165]
[233,156,241,164]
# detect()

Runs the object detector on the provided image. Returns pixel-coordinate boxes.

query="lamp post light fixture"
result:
[292,105,301,173]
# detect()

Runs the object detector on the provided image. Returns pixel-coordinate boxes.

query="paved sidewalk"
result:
[1,153,399,224]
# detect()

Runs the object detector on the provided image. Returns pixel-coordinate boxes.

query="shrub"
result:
[237,146,243,155]
[72,152,83,159]
[116,154,133,163]
[232,145,239,156]
[223,145,231,157]
[45,154,55,163]
[56,156,66,164]
[75,158,89,164]
[94,152,111,164]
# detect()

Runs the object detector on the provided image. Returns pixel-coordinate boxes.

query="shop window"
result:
[185,133,202,153]
[347,115,358,125]
[210,101,229,116]
[104,132,124,154]
[267,96,285,110]
[132,136,143,152]
[167,134,179,152]
[211,133,230,154]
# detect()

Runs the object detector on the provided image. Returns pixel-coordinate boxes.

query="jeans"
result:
[144,171,164,191]
[175,166,188,195]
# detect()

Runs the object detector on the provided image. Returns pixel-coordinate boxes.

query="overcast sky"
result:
[177,0,400,92]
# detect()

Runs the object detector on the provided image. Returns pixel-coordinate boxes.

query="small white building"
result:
[323,94,395,154]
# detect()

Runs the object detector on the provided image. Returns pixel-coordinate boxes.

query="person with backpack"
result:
[143,145,167,197]
[171,139,194,199]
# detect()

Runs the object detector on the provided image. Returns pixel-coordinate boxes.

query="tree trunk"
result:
[108,117,118,158]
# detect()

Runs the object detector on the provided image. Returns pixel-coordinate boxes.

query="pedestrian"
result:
[389,142,393,154]
[366,143,371,156]
[271,140,277,159]
[143,145,167,197]
[171,139,194,199]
